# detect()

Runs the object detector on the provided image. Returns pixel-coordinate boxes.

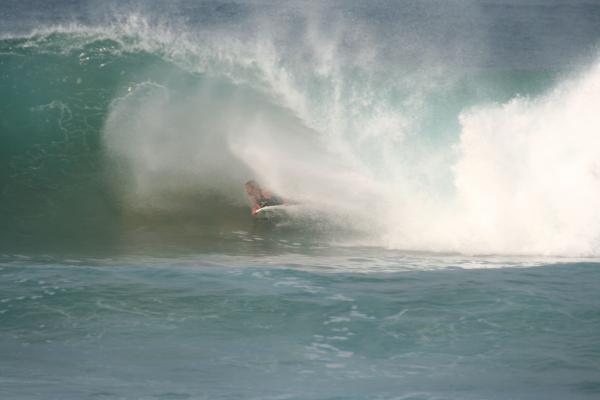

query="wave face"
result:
[3,1,600,255]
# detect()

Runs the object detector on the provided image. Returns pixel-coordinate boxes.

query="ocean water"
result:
[2,1,600,399]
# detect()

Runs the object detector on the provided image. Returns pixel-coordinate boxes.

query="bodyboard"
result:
[254,205,292,220]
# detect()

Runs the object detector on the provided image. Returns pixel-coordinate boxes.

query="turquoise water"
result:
[1,254,600,399]
[2,1,600,398]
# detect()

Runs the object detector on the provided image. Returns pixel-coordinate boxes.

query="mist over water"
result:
[2,0,600,256]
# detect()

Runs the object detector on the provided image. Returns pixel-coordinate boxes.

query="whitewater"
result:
[1,1,600,399]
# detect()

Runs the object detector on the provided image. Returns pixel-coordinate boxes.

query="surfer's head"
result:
[245,180,262,199]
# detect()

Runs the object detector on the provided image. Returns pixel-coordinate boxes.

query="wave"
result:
[1,13,600,256]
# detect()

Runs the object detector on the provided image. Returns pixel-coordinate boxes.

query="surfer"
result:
[245,180,286,216]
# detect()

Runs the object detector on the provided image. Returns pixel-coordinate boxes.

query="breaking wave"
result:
[2,9,600,256]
